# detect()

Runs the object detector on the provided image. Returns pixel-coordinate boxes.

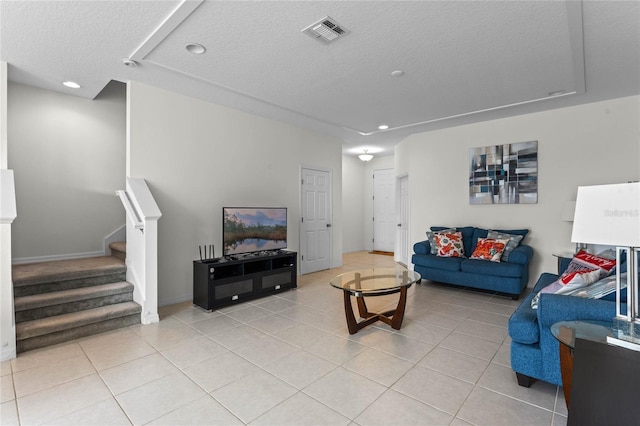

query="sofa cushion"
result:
[414,254,463,272]
[435,232,465,258]
[470,238,509,262]
[472,228,529,255]
[487,230,524,262]
[531,250,617,308]
[432,226,475,257]
[425,228,456,254]
[460,258,523,278]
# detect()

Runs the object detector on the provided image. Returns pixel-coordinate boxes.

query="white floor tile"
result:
[419,346,490,384]
[116,372,206,425]
[392,365,474,415]
[0,400,20,426]
[263,350,337,389]
[457,386,553,425]
[13,354,95,398]
[43,398,131,426]
[303,367,387,420]
[147,395,242,425]
[159,335,227,369]
[211,370,297,423]
[355,389,453,425]
[16,374,111,425]
[252,392,350,425]
[99,353,180,395]
[0,374,15,403]
[342,348,414,387]
[182,351,261,393]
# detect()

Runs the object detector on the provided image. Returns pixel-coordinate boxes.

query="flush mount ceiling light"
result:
[358,150,374,162]
[390,70,404,77]
[185,43,206,54]
[62,81,80,89]
[378,124,389,130]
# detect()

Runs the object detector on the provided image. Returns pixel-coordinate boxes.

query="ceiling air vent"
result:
[302,16,350,44]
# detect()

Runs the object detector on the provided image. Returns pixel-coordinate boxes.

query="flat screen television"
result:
[223,207,287,256]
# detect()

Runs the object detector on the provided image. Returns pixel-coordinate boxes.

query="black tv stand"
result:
[193,251,297,311]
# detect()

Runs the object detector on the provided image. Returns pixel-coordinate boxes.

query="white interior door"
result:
[373,169,395,252]
[300,168,331,274]
[396,175,410,266]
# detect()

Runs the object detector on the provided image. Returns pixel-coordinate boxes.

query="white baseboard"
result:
[1,346,16,361]
[12,251,105,265]
[104,225,126,254]
[159,293,193,307]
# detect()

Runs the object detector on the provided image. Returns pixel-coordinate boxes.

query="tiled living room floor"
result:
[1,251,567,425]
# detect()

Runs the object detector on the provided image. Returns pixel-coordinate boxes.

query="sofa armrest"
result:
[537,293,617,328]
[413,240,431,255]
[508,245,533,265]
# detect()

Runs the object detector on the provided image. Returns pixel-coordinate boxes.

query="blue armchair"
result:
[509,257,623,387]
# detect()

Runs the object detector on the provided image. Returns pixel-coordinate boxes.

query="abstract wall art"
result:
[469,141,538,204]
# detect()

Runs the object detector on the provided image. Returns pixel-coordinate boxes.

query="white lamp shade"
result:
[571,182,640,247]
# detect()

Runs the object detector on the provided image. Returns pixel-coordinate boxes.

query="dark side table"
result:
[550,320,612,407]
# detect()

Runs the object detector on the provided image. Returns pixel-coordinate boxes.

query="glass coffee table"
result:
[329,266,421,334]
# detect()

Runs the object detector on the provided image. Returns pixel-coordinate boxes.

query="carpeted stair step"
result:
[13,256,126,297]
[109,242,126,261]
[14,281,134,322]
[16,302,141,353]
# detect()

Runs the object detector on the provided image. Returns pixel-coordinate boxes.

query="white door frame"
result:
[395,174,410,267]
[299,166,332,274]
[372,168,396,253]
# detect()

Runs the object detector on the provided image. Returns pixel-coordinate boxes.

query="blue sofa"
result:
[412,226,533,300]
[508,257,624,387]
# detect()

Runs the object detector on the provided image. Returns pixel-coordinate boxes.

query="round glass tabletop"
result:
[329,266,421,296]
[551,320,613,350]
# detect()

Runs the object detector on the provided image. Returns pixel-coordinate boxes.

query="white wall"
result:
[127,81,343,306]
[342,154,396,253]
[8,82,126,261]
[396,95,640,285]
[342,155,365,253]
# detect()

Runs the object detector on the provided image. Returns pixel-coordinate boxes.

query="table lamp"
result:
[571,182,640,350]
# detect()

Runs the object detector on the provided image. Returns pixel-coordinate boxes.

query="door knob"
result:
[326,224,332,227]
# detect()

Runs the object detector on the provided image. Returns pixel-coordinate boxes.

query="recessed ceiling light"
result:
[185,43,206,54]
[62,81,80,89]
[390,70,404,77]
[378,124,389,130]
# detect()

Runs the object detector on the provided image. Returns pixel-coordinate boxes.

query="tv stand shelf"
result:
[193,251,297,310]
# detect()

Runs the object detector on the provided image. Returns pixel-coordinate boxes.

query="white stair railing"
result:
[1,169,17,360]
[116,177,162,324]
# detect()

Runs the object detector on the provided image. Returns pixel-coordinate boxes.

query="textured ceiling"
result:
[1,1,639,157]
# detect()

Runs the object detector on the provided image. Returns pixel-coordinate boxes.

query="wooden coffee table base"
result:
[342,286,408,334]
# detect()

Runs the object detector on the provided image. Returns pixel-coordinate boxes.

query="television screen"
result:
[223,207,287,256]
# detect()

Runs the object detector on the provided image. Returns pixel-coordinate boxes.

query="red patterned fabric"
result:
[470,238,509,262]
[435,232,465,258]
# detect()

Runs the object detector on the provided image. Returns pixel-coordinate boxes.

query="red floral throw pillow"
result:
[435,232,465,257]
[470,238,510,262]
[531,250,617,309]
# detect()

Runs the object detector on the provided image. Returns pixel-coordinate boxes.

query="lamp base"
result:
[607,318,640,352]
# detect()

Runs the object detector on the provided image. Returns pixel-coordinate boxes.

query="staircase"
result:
[12,243,141,353]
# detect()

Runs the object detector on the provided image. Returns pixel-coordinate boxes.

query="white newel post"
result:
[1,170,17,360]
[120,177,162,325]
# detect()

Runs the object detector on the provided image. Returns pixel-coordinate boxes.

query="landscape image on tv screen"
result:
[223,207,287,256]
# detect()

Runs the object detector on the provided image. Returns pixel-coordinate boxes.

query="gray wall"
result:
[127,81,344,305]
[396,95,640,284]
[8,82,126,261]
